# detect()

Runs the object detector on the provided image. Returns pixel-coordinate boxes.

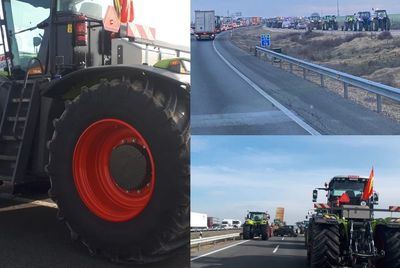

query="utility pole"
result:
[337,0,340,16]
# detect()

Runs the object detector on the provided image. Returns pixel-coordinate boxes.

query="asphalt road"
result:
[191,236,308,268]
[0,194,189,268]
[191,31,400,135]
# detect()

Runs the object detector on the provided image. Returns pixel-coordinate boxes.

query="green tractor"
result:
[243,211,270,240]
[306,174,400,268]
[0,0,189,264]
[322,15,338,31]
[343,15,356,31]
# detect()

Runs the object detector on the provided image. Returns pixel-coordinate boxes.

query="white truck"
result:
[194,10,216,40]
[191,212,208,231]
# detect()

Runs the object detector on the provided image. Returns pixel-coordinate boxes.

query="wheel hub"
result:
[109,143,151,192]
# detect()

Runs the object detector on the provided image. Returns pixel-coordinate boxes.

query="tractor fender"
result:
[42,64,190,101]
[313,216,340,225]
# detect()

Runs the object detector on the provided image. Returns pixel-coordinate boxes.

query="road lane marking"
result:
[191,240,250,261]
[0,194,57,212]
[282,237,285,240]
[212,35,321,136]
[273,245,280,253]
[192,111,293,128]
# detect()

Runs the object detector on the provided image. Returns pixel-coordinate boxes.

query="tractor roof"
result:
[329,176,369,185]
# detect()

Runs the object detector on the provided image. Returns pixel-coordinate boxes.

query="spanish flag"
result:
[361,167,374,201]
[114,0,134,24]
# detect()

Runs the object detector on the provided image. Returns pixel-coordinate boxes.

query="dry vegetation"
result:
[231,27,400,121]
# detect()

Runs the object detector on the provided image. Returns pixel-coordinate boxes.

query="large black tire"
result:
[47,78,189,263]
[375,225,400,268]
[243,225,252,240]
[310,224,340,268]
[260,224,268,240]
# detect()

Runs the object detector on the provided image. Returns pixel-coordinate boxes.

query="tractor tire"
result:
[260,224,268,240]
[310,224,340,268]
[47,78,189,264]
[375,225,400,268]
[243,225,252,240]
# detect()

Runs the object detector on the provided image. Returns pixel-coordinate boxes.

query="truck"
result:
[232,219,242,228]
[251,17,262,26]
[191,212,208,230]
[306,172,400,267]
[221,218,235,229]
[194,10,216,40]
[207,216,221,228]
[0,0,189,264]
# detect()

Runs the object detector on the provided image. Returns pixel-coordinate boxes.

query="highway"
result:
[191,236,308,268]
[191,31,400,135]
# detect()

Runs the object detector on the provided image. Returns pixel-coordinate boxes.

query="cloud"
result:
[191,143,400,224]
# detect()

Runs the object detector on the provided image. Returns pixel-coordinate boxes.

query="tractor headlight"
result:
[361,201,367,206]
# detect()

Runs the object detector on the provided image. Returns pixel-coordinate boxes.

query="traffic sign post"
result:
[260,34,271,48]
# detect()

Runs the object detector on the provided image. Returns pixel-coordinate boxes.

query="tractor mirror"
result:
[312,190,318,202]
[373,193,379,203]
[33,37,42,47]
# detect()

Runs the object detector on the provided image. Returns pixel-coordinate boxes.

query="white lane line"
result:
[191,240,250,261]
[192,111,293,128]
[212,35,321,136]
[273,245,280,253]
[282,237,285,241]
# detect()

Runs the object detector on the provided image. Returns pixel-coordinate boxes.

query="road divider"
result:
[191,233,242,251]
[255,46,400,113]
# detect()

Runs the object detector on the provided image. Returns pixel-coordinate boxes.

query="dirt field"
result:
[231,27,400,121]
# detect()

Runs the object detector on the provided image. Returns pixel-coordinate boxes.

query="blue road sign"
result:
[260,34,271,47]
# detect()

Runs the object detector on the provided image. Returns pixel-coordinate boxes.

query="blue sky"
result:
[191,0,400,18]
[191,136,400,225]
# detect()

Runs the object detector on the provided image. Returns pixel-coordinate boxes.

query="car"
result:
[273,225,298,237]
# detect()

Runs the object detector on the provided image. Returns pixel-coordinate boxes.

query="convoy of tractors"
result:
[238,171,400,268]
[266,9,392,32]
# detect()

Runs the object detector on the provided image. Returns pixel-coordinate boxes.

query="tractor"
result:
[242,211,270,240]
[322,15,338,31]
[308,13,322,30]
[355,11,372,31]
[0,0,189,264]
[372,10,391,32]
[306,173,400,268]
[343,15,356,31]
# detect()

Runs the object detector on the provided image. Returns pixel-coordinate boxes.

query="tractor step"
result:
[1,135,23,141]
[0,80,40,191]
[0,154,17,161]
[7,117,27,122]
[11,98,30,103]
[0,175,12,181]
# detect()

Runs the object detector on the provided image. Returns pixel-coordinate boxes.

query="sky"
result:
[191,0,400,19]
[191,136,400,225]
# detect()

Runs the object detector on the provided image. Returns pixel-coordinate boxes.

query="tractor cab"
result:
[246,211,269,223]
[327,176,369,207]
[1,0,129,80]
[374,10,389,19]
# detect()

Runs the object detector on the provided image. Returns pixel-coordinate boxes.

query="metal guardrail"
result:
[191,233,241,250]
[255,46,400,113]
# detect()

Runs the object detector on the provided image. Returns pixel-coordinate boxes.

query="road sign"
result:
[260,34,271,48]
